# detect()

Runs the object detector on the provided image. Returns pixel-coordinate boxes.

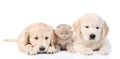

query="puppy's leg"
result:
[73,43,93,55]
[47,45,56,54]
[98,39,111,55]
[18,39,38,55]
[25,44,38,55]
[19,44,38,55]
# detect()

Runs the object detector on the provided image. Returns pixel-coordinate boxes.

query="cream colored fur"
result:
[73,13,111,55]
[4,23,57,55]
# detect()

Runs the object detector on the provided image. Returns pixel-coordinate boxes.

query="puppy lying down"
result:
[73,13,111,55]
[55,24,73,52]
[4,23,57,55]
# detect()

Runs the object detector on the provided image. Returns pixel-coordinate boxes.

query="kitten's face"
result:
[55,27,73,39]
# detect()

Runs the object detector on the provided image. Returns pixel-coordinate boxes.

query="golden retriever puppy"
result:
[73,13,111,55]
[4,23,57,55]
[55,24,73,52]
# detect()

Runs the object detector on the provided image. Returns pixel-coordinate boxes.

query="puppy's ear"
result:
[102,21,109,39]
[24,31,31,45]
[73,20,80,32]
[50,30,57,46]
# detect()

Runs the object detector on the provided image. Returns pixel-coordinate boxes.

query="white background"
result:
[0,0,119,59]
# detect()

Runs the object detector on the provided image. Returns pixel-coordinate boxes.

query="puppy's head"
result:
[73,14,109,41]
[24,23,54,53]
[55,24,73,39]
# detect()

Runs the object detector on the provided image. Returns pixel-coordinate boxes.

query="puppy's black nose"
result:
[39,46,45,51]
[90,34,96,39]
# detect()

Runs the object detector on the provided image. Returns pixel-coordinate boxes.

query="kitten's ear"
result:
[68,26,72,29]
[56,25,61,28]
[69,27,73,35]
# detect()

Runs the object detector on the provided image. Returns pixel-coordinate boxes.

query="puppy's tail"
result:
[3,39,17,42]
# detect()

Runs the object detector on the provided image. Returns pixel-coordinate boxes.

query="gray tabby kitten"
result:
[55,24,73,52]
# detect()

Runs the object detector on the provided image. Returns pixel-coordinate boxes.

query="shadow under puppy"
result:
[4,23,57,55]
[55,24,73,52]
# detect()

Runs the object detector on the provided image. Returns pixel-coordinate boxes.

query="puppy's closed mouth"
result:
[37,52,47,54]
[89,38,95,40]
[93,49,100,51]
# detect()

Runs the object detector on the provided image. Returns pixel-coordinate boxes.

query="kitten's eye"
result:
[45,37,48,40]
[96,27,99,29]
[60,33,63,34]
[66,32,68,34]
[85,26,89,28]
[34,37,38,40]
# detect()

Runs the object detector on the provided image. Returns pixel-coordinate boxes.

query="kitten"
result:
[55,24,73,52]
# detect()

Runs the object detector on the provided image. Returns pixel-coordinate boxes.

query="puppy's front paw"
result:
[25,45,37,55]
[47,46,56,54]
[99,48,110,55]
[27,51,37,55]
[80,48,93,55]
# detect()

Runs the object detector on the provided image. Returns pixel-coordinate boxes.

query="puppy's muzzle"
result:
[89,34,96,40]
[39,46,45,51]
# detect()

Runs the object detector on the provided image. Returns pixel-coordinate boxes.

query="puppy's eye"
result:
[85,26,89,28]
[96,27,99,29]
[34,37,38,40]
[45,37,48,40]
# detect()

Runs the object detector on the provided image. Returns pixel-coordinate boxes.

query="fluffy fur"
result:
[73,13,111,55]
[55,24,73,52]
[4,23,57,55]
